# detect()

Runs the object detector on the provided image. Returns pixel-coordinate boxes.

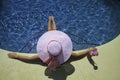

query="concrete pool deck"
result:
[0,35,120,80]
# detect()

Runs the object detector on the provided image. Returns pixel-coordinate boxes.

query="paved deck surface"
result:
[0,35,120,80]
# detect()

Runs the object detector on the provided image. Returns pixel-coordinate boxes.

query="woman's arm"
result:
[71,48,97,58]
[8,53,40,61]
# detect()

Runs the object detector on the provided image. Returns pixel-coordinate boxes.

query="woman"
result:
[8,16,98,71]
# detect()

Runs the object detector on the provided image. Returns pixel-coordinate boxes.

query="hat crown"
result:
[47,40,62,56]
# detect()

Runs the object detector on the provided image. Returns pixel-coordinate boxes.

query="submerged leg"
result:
[51,16,57,30]
[8,53,40,61]
[47,16,57,31]
[48,16,52,31]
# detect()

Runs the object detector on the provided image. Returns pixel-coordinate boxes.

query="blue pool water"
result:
[0,0,120,53]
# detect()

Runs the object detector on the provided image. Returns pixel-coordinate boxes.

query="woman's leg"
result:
[47,16,57,31]
[48,16,52,31]
[51,16,57,30]
[8,53,40,61]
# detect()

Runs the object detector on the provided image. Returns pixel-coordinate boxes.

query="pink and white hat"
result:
[36,30,73,64]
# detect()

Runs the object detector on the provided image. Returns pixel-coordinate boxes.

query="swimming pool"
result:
[0,0,120,53]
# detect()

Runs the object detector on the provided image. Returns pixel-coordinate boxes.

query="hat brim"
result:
[37,30,72,64]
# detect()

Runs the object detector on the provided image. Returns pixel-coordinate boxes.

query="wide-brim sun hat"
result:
[37,30,73,64]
